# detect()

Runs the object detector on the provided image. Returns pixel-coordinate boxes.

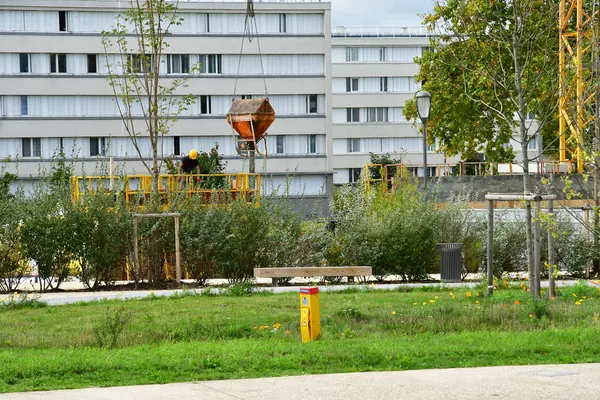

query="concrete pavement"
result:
[2,279,588,306]
[1,363,599,399]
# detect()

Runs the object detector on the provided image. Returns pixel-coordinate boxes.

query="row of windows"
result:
[332,107,406,124]
[333,77,421,93]
[2,135,326,159]
[0,95,325,117]
[337,167,438,184]
[332,47,424,63]
[0,11,324,35]
[333,137,436,154]
[0,53,324,76]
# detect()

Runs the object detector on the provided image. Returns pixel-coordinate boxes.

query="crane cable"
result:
[232,0,269,99]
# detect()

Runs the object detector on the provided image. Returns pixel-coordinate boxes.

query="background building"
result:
[0,0,333,203]
[330,26,456,184]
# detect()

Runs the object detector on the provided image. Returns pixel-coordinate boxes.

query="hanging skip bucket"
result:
[226,98,275,144]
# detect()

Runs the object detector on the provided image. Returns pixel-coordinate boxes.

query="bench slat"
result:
[254,267,372,278]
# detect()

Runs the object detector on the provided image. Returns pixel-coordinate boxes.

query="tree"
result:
[102,0,196,203]
[405,0,559,292]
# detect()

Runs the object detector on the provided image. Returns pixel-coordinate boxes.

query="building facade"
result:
[0,0,333,200]
[330,27,456,184]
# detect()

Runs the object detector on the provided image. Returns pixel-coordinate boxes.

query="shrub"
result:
[72,193,132,289]
[0,199,27,293]
[328,179,446,282]
[486,218,528,278]
[181,205,226,285]
[19,194,77,291]
[217,200,271,282]
[93,307,132,348]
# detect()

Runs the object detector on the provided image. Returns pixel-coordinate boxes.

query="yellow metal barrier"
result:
[71,173,261,207]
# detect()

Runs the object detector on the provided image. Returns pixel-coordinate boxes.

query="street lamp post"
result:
[416,91,432,188]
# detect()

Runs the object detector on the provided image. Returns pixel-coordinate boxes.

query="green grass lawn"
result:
[2,282,600,392]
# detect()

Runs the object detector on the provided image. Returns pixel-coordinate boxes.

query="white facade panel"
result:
[0,11,323,35]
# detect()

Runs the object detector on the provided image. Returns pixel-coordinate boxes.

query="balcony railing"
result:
[332,26,432,38]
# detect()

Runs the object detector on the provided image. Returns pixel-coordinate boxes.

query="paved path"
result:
[4,279,586,306]
[1,363,599,399]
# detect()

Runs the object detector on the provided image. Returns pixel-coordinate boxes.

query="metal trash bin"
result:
[437,243,463,282]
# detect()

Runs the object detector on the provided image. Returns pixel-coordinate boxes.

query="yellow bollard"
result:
[299,287,321,342]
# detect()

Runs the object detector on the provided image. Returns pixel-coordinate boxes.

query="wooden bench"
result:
[254,266,372,287]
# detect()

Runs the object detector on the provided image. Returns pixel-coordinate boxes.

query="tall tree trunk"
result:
[512,12,535,286]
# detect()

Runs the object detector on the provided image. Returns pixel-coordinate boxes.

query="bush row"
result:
[0,174,596,292]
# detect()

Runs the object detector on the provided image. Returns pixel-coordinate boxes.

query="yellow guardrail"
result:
[71,173,261,206]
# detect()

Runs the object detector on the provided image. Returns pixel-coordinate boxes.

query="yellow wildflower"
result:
[475,300,480,304]
[412,302,417,306]
[392,311,397,315]
[515,300,521,305]
[273,323,281,329]
[422,302,427,305]
[575,301,581,306]
[429,299,435,303]
[572,293,578,297]
[259,326,265,330]
[529,314,534,318]
[466,292,472,297]
[285,330,291,335]
[434,296,439,299]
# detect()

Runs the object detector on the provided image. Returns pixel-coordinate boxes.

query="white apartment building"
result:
[330,27,457,184]
[0,0,333,199]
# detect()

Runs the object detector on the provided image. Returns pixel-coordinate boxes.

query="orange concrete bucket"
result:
[226,98,275,143]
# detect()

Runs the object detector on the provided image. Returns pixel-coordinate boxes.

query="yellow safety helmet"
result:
[188,149,198,160]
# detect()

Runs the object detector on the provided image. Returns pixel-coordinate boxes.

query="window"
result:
[345,47,359,62]
[306,94,318,114]
[380,77,388,92]
[379,47,387,62]
[276,136,284,154]
[20,96,27,116]
[241,95,253,100]
[90,137,106,157]
[366,107,388,122]
[349,168,361,183]
[347,138,360,153]
[346,78,359,92]
[22,138,41,158]
[19,54,30,73]
[59,11,68,32]
[200,95,212,114]
[307,135,317,154]
[199,55,222,74]
[346,108,360,122]
[528,138,538,150]
[427,143,436,152]
[167,54,190,74]
[87,54,97,73]
[425,167,436,177]
[173,136,180,155]
[0,96,5,116]
[50,54,67,73]
[128,54,152,73]
[279,14,287,33]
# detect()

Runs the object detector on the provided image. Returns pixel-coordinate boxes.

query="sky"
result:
[331,0,432,28]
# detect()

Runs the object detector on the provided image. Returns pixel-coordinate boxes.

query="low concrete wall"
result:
[429,174,593,202]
